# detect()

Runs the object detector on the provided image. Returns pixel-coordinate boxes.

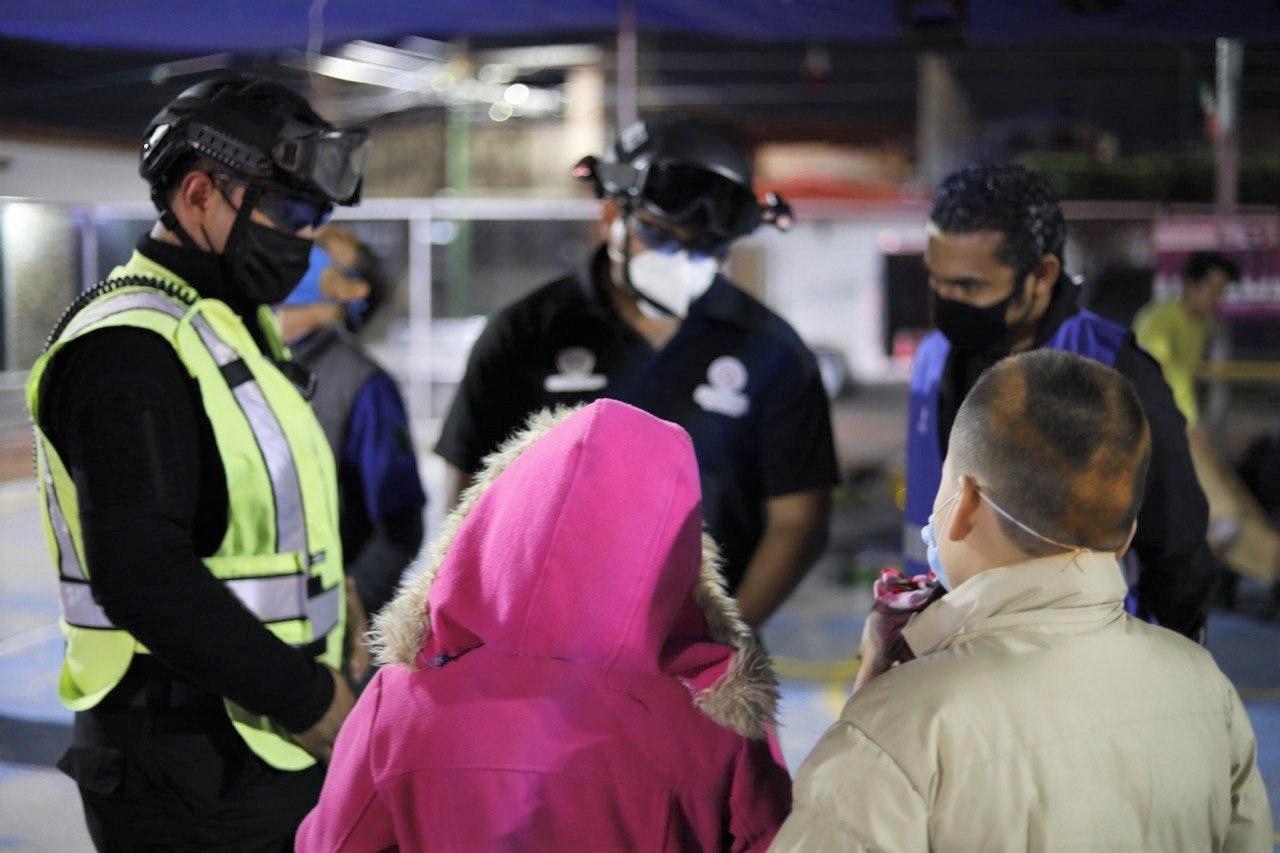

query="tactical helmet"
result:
[141,75,369,215]
[574,115,791,251]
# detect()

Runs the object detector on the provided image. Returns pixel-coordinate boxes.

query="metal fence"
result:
[5,195,1280,440]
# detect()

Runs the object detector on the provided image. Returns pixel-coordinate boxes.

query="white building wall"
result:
[0,139,147,204]
[755,214,926,383]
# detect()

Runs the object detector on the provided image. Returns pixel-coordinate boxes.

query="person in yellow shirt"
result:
[1136,251,1280,595]
[1133,251,1235,425]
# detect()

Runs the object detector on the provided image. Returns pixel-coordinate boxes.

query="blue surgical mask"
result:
[280,244,371,329]
[922,492,960,590]
[922,486,1096,593]
[281,244,331,308]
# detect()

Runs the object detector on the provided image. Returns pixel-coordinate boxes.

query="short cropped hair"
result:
[929,162,1067,274]
[1182,251,1239,286]
[161,153,222,203]
[948,349,1151,556]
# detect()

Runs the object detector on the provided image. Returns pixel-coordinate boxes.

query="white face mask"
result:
[609,218,718,319]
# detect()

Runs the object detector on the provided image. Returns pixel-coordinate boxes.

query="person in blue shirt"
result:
[903,162,1214,639]
[279,226,426,624]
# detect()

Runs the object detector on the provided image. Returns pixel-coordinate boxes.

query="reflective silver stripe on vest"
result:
[903,521,927,564]
[62,289,309,557]
[60,572,336,639]
[52,289,322,637]
[63,290,188,340]
[233,384,307,554]
[41,452,86,582]
[305,584,342,641]
[59,581,113,629]
[225,574,307,623]
[187,313,308,556]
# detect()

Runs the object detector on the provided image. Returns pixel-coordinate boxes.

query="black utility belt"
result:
[97,656,221,712]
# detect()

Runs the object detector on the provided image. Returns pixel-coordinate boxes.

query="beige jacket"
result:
[772,552,1272,852]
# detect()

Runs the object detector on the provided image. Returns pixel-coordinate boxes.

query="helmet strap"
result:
[152,185,202,251]
[203,182,261,254]
[613,208,679,319]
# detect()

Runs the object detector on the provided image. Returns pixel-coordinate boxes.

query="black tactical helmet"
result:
[574,115,791,250]
[141,74,369,210]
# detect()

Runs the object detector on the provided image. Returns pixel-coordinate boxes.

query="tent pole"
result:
[1214,37,1243,214]
[616,0,638,127]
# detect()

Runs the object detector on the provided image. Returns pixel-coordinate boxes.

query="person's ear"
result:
[318,264,371,302]
[1115,520,1138,558]
[331,277,373,304]
[178,171,217,222]
[1028,253,1060,300]
[947,474,982,542]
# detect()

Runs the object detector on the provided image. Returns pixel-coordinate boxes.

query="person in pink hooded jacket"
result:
[296,399,791,852]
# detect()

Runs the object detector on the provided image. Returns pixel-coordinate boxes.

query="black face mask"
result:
[930,277,1032,353]
[216,201,314,306]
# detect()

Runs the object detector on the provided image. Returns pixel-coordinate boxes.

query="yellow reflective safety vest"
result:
[26,250,345,771]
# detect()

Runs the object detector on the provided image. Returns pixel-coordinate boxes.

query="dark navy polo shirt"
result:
[435,247,838,589]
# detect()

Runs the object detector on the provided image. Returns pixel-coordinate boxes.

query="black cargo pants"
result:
[59,688,323,852]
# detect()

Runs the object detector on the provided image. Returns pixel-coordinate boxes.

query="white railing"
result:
[0,371,30,433]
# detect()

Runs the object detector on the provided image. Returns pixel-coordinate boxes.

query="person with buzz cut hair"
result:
[904,161,1216,639]
[773,349,1272,852]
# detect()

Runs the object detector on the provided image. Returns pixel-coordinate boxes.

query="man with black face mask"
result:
[27,75,370,849]
[902,162,1215,640]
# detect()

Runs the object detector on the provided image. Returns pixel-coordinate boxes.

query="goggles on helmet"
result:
[272,128,370,205]
[639,162,758,237]
[177,122,369,205]
[574,154,793,249]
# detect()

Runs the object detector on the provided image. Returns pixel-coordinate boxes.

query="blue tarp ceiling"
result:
[2,1,1279,54]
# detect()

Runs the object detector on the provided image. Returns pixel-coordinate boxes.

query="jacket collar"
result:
[1031,273,1083,349]
[287,323,344,360]
[132,237,272,354]
[903,550,1129,657]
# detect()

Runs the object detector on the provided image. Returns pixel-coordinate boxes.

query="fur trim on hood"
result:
[371,406,779,740]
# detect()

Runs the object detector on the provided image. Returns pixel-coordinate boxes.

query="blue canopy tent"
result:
[2,0,1279,53]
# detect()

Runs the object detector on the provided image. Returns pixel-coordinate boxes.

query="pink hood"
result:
[373,400,777,738]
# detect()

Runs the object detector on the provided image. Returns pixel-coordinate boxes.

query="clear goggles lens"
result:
[274,129,370,204]
[640,162,759,239]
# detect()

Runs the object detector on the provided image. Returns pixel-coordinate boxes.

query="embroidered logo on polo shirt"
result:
[694,356,750,417]
[544,346,608,393]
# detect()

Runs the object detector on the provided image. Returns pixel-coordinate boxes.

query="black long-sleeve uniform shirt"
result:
[937,277,1217,638]
[38,235,333,732]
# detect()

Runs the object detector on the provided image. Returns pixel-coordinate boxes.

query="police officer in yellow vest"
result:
[27,75,371,849]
